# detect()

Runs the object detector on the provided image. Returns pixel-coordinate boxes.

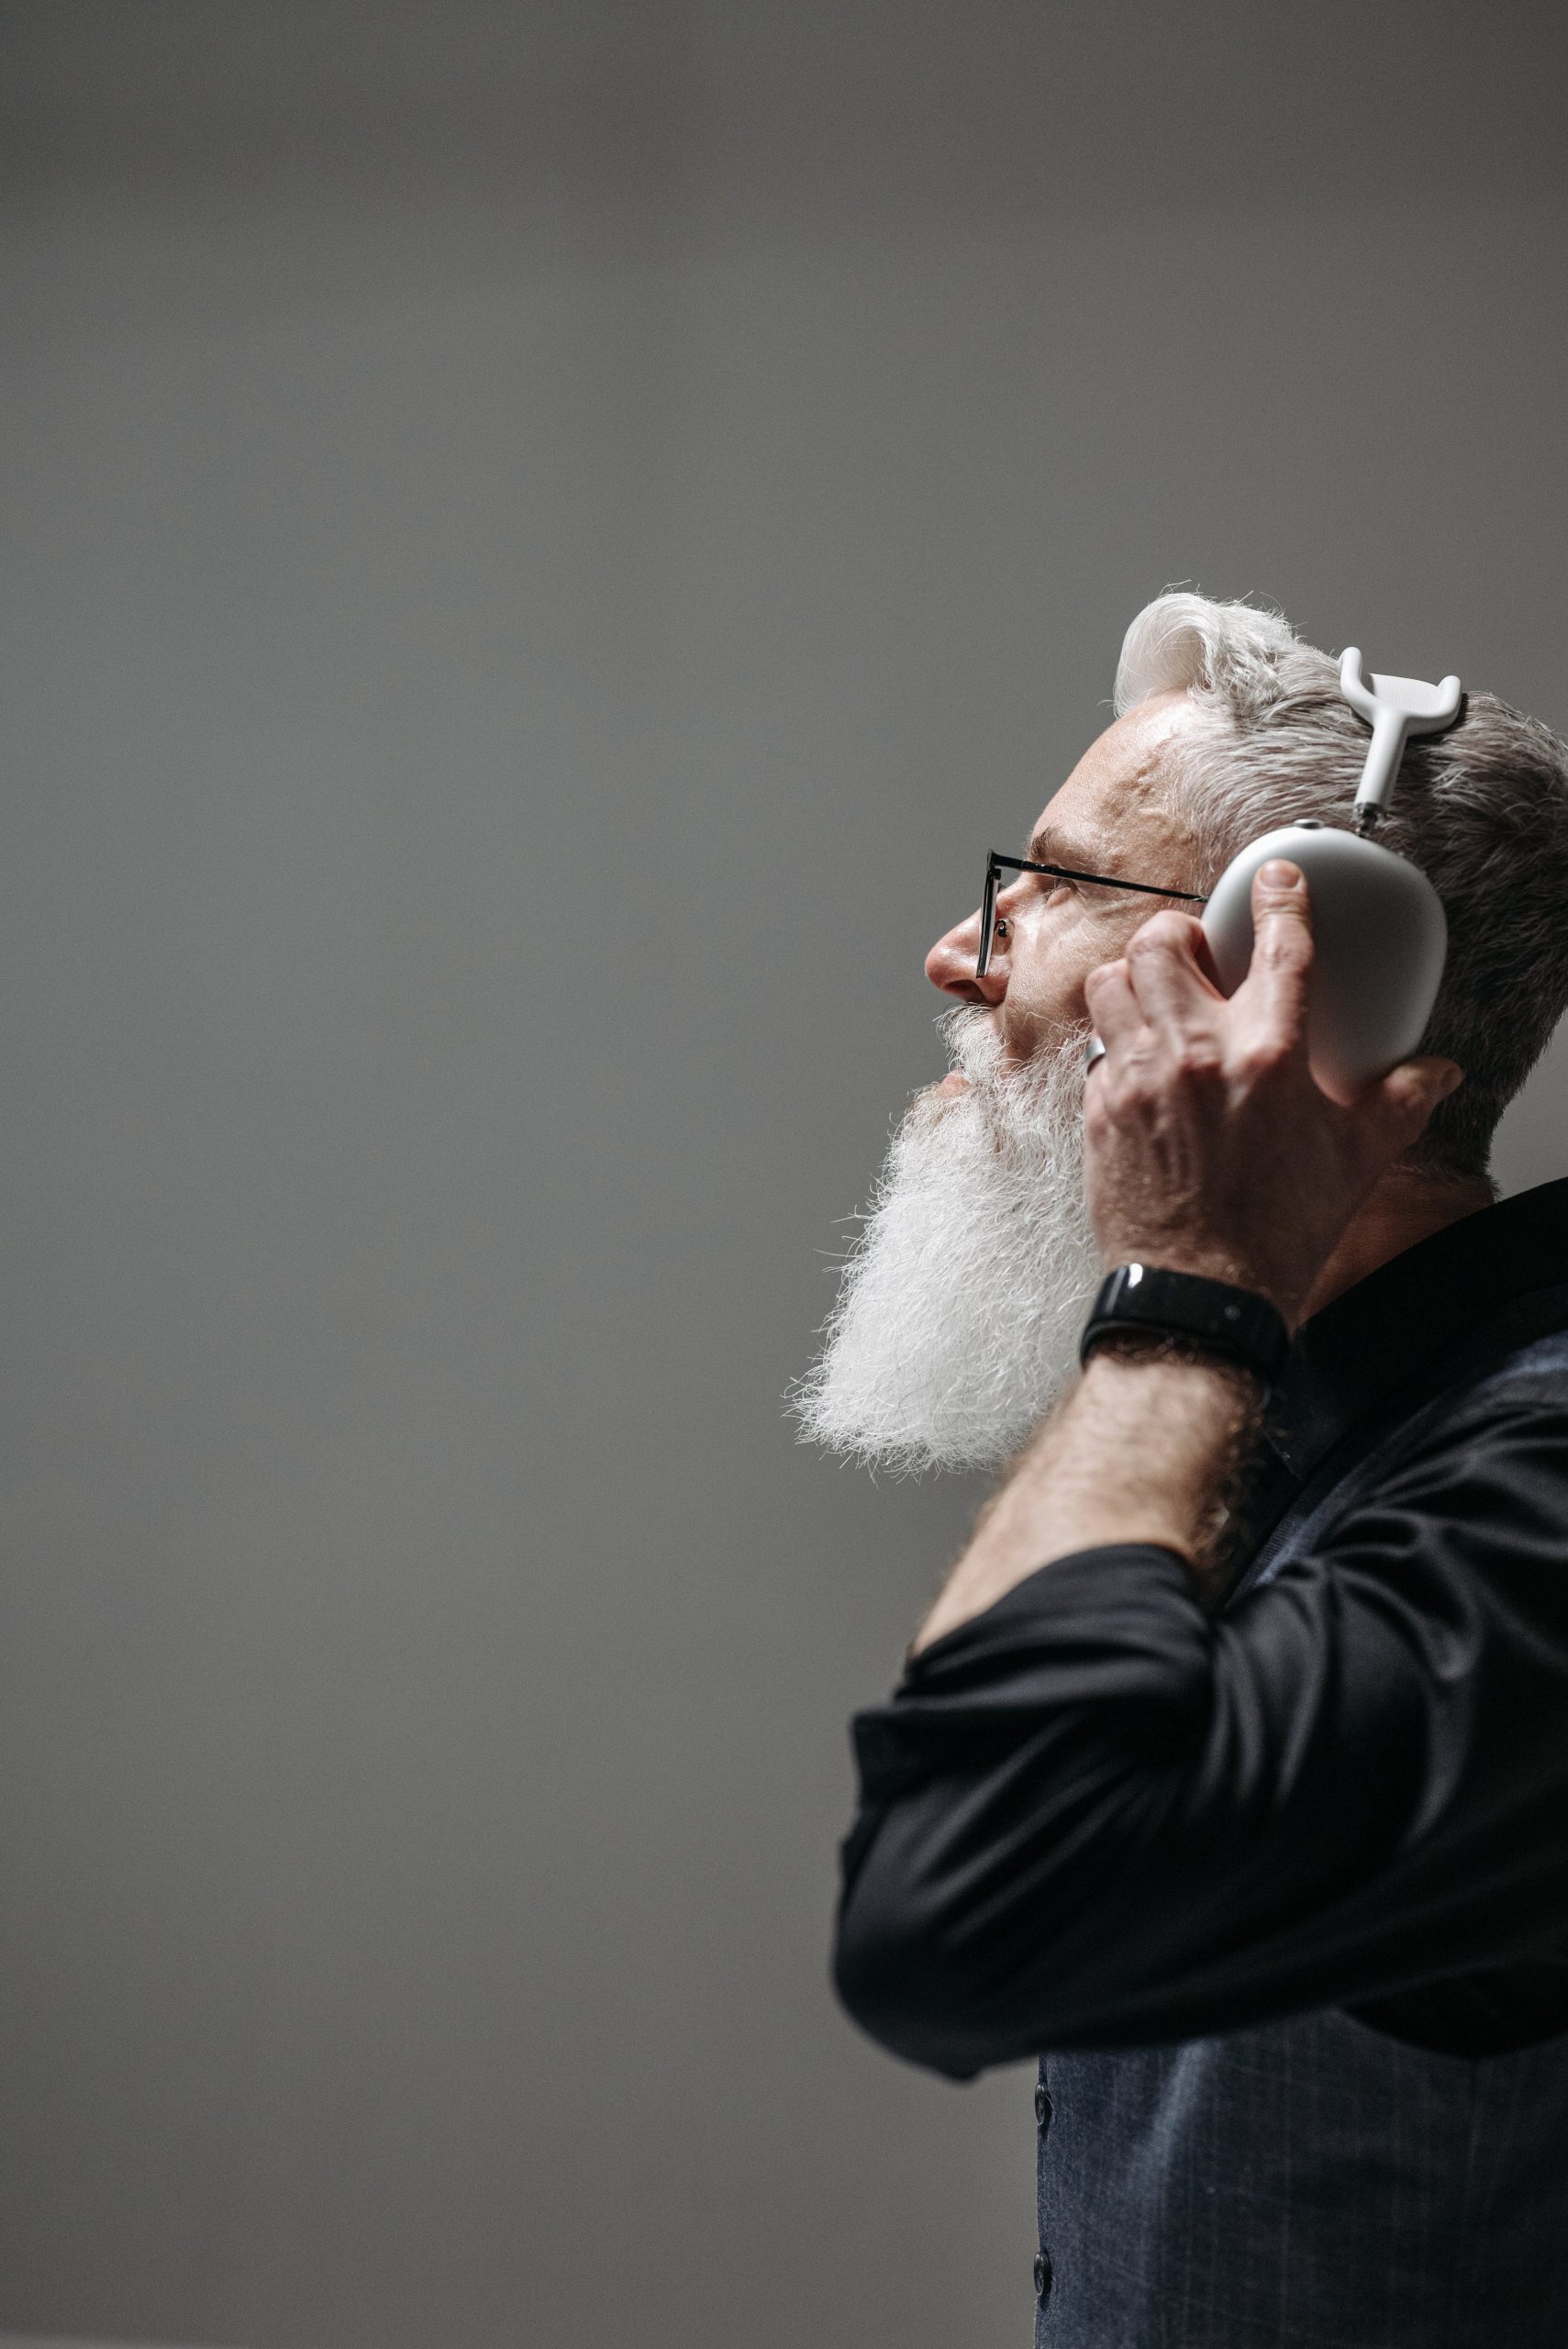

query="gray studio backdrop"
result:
[3,6,1567,2346]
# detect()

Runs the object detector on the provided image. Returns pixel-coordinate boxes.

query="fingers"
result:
[1121,910,1221,1031]
[1238,861,1314,1041]
[1084,953,1140,1046]
[1088,912,1223,1077]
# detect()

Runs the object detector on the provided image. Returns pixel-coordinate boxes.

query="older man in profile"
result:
[797,593,1568,2347]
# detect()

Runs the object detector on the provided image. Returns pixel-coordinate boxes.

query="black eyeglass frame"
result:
[976,851,1207,979]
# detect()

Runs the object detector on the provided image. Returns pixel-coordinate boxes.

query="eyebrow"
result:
[1018,825,1207,905]
[1024,823,1106,870]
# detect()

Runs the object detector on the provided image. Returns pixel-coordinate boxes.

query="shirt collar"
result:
[1263,1174,1568,1486]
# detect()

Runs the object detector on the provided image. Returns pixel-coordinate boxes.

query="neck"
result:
[1300,1161,1496,1324]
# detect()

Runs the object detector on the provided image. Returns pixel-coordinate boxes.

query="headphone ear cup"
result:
[1201,825,1448,1104]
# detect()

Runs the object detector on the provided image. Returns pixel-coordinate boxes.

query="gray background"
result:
[3,4,1566,2345]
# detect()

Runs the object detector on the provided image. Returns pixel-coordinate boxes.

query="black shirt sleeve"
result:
[832,1382,1568,2080]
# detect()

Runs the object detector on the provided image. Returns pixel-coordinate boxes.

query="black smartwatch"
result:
[1080,1264,1291,1389]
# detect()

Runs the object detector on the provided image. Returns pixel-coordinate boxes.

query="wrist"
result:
[1080,1328,1268,1401]
[1096,1246,1307,1326]
[1082,1264,1292,1390]
[911,1311,1265,1655]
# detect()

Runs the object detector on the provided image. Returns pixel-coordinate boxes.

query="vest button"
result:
[1034,2249,1053,2303]
[1034,2081,1053,2131]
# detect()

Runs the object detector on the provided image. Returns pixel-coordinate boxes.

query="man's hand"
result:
[1082,859,1462,1328]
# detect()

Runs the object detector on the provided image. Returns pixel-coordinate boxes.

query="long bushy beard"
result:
[790,1008,1104,1475]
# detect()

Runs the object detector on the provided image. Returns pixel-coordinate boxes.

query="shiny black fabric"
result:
[833,1178,1568,2080]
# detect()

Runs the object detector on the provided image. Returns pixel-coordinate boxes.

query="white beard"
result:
[791,1007,1105,1475]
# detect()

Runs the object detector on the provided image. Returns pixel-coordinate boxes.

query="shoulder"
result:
[1397,1325,1568,1457]
[1244,1321,1568,1602]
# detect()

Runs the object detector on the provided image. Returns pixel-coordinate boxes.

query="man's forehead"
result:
[1024,768,1173,873]
[1026,694,1192,866]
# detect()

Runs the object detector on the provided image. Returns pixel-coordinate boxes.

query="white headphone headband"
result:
[1339,648,1462,820]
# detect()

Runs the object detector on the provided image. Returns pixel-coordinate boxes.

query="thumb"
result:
[1371,1055,1463,1149]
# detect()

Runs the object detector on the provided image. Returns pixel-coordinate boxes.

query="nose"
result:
[926,904,1007,1005]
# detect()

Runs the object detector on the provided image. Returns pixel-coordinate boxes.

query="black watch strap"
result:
[1080,1264,1291,1387]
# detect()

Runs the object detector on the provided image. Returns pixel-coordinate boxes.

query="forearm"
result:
[839,1393,1568,2075]
[909,1342,1262,1655]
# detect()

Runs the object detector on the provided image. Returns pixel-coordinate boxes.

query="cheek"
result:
[1030,907,1120,996]
[1004,922,1106,1050]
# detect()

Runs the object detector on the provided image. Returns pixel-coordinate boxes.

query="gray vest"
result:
[1032,1330,1568,2347]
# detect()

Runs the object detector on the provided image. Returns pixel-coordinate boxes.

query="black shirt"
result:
[833,1177,1568,2081]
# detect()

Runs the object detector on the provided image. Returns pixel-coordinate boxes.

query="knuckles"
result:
[1127,911,1201,961]
[1232,1035,1294,1085]
[1253,920,1314,971]
[1093,1034,1227,1115]
[1174,1042,1226,1086]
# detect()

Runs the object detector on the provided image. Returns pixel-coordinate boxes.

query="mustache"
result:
[936,1004,1095,1097]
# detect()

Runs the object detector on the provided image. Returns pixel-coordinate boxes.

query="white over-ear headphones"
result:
[1197,651,1461,1102]
[1085,651,1462,1101]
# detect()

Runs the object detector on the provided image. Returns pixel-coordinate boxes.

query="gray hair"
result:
[1116,591,1568,1181]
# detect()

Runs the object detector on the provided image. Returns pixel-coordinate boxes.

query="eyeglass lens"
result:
[977,859,1000,980]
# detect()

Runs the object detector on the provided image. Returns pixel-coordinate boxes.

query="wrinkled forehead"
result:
[1024,692,1197,872]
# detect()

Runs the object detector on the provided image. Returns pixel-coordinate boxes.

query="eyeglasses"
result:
[976,851,1207,980]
